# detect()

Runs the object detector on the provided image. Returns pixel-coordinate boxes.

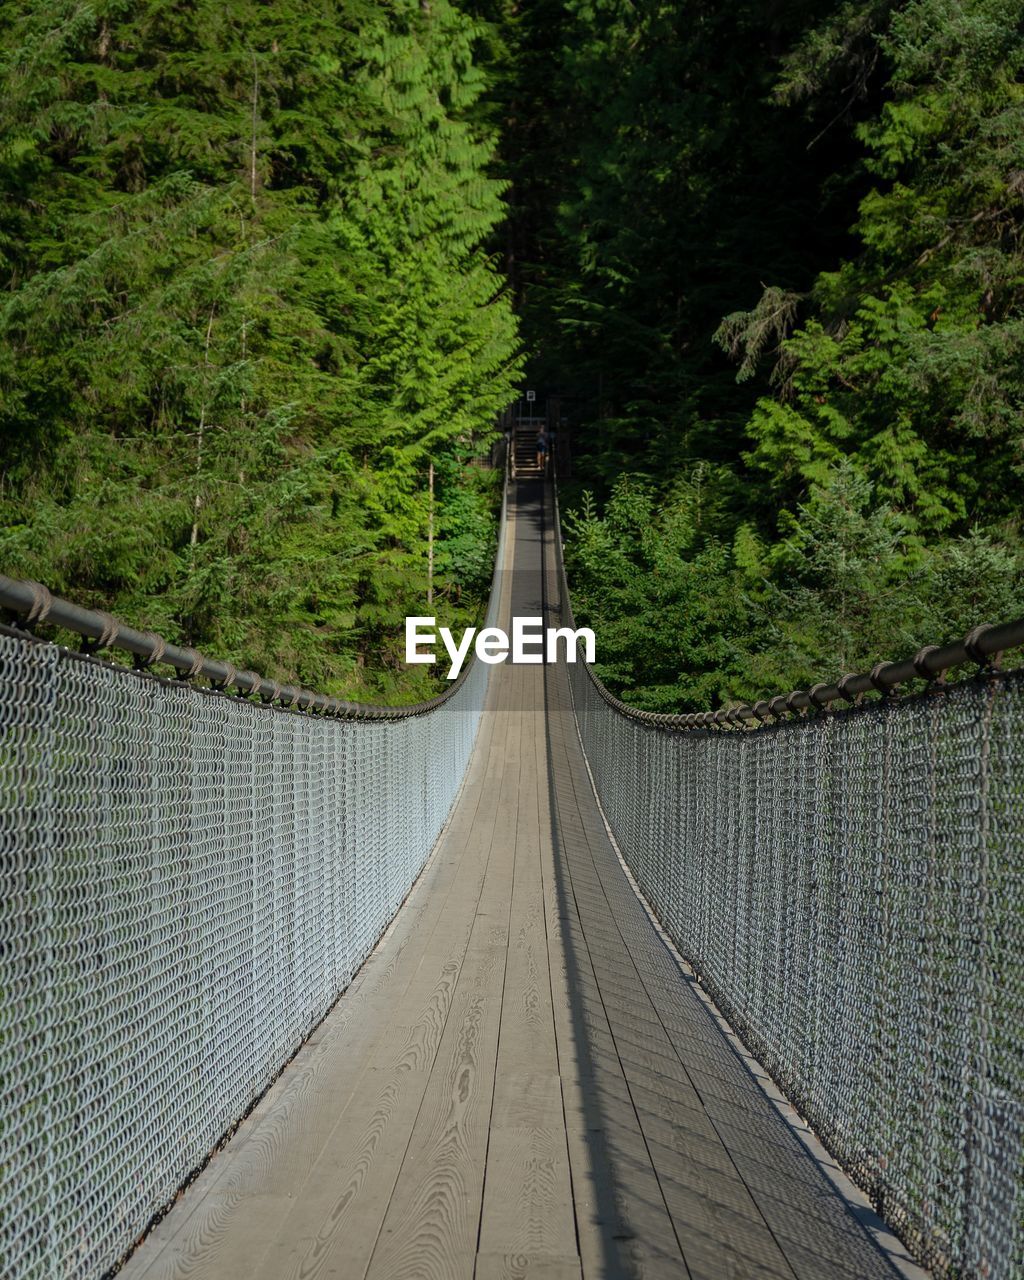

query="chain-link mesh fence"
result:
[0,519,504,1280]
[4,471,1022,1280]
[556,555,1024,1278]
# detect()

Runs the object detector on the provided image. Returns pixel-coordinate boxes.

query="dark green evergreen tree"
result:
[0,0,521,699]
[492,0,1023,710]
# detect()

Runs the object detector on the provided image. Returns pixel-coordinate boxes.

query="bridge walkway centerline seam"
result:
[115,480,908,1280]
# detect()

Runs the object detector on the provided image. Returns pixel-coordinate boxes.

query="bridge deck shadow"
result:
[117,481,905,1280]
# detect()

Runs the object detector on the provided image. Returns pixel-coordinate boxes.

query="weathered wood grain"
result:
[477,663,575,1266]
[118,482,902,1280]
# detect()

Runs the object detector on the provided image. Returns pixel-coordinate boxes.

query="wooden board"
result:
[118,481,901,1280]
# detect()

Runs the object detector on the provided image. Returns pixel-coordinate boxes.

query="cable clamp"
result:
[232,670,260,697]
[210,662,238,692]
[963,623,994,667]
[81,610,119,655]
[178,648,205,680]
[133,632,167,670]
[912,645,940,680]
[23,581,53,628]
[837,674,860,704]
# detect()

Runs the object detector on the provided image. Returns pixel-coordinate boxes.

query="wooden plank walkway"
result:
[118,481,907,1280]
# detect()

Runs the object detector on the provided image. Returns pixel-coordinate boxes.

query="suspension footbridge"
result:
[1,478,1021,1280]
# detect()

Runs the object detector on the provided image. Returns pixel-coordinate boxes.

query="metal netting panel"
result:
[567,653,1024,1278]
[0,624,491,1280]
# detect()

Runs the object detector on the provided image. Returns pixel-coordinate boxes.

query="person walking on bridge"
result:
[536,426,549,473]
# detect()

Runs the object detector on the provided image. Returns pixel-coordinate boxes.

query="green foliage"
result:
[0,0,521,701]
[565,468,1024,711]
[563,476,746,711]
[493,0,1024,709]
[481,0,868,481]
[737,0,1024,540]
[5,0,1022,711]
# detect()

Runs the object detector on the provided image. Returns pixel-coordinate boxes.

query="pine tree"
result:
[491,0,1024,709]
[0,0,520,700]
